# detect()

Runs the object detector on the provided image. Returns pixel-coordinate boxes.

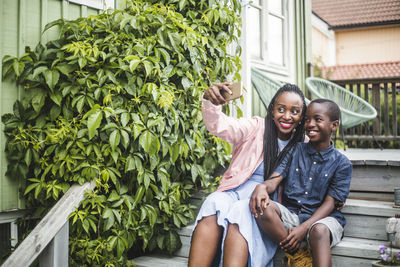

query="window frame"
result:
[248,0,290,76]
[67,0,115,10]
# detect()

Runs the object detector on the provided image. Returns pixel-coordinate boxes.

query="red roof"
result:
[321,61,400,80]
[312,0,400,28]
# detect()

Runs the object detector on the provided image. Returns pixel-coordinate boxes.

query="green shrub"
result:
[1,0,241,265]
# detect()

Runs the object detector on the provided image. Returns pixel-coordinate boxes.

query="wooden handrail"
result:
[1,181,95,267]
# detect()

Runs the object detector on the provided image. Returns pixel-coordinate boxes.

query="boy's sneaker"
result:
[282,247,312,267]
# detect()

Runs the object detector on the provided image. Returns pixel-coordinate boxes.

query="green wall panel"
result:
[0,0,101,212]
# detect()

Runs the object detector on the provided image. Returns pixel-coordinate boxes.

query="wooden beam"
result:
[1,181,95,267]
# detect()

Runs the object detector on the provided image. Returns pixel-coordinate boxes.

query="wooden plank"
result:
[332,236,400,259]
[343,199,398,217]
[339,148,400,165]
[174,235,190,258]
[344,214,388,240]
[349,191,393,202]
[350,166,400,192]
[1,181,95,267]
[393,82,398,137]
[332,256,376,267]
[132,255,188,267]
[384,83,389,136]
[372,83,381,136]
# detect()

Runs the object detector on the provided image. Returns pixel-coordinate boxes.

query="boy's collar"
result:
[306,142,334,160]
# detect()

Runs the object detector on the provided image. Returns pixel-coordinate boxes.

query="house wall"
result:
[335,25,400,65]
[247,0,312,117]
[0,0,105,213]
[311,14,335,66]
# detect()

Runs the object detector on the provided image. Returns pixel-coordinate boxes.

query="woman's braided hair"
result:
[263,84,306,180]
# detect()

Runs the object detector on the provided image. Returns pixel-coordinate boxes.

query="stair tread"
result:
[132,255,188,267]
[344,199,398,217]
[132,237,398,265]
[339,148,400,166]
[333,236,400,259]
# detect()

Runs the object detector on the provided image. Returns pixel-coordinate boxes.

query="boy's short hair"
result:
[310,99,340,122]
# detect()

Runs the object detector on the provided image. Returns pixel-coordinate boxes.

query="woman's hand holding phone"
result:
[203,82,242,105]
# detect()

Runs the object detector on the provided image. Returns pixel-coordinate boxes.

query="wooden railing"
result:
[1,181,95,267]
[333,78,400,146]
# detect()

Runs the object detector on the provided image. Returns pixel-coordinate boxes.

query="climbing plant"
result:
[2,0,241,265]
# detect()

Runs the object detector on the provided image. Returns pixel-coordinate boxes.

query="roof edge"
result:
[312,11,331,27]
[330,20,400,30]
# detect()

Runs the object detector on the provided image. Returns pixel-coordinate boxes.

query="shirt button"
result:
[313,161,317,165]
[298,200,301,203]
[305,192,308,195]
[325,174,328,177]
[296,168,299,172]
[309,177,312,181]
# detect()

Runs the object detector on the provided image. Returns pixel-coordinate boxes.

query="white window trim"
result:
[249,0,291,77]
[67,0,114,10]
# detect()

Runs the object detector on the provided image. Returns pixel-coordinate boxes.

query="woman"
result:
[188,82,307,267]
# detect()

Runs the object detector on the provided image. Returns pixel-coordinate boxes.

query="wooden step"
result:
[174,199,399,257]
[132,237,399,266]
[343,199,399,240]
[341,148,400,201]
[132,254,188,267]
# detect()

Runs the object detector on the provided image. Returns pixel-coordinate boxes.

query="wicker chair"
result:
[251,67,310,110]
[305,77,377,129]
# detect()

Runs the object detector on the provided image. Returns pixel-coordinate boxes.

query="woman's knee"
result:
[309,223,331,242]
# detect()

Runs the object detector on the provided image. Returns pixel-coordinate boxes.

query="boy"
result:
[249,99,352,267]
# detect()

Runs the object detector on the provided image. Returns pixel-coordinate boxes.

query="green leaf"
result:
[109,129,121,150]
[107,190,120,202]
[120,129,129,149]
[165,231,181,254]
[44,69,60,91]
[13,60,25,77]
[168,32,182,51]
[32,66,48,78]
[142,60,152,77]
[32,90,46,113]
[49,91,62,106]
[129,57,141,73]
[133,186,145,206]
[56,63,76,75]
[87,110,103,140]
[139,131,160,155]
[125,156,135,172]
[121,113,130,127]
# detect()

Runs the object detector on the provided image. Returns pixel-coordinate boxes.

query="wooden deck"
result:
[339,148,400,166]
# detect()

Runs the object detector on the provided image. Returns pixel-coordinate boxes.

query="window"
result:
[248,0,288,70]
[67,0,115,10]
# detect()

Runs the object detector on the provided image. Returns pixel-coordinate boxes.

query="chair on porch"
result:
[251,67,310,111]
[305,77,378,148]
[305,77,377,129]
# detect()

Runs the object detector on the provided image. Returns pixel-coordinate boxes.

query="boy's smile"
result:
[305,102,339,151]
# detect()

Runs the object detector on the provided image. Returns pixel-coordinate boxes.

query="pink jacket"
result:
[202,99,265,192]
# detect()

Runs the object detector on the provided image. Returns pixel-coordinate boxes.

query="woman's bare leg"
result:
[188,215,222,267]
[223,223,248,267]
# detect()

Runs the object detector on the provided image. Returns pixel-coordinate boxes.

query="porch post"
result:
[39,221,69,267]
[240,2,252,118]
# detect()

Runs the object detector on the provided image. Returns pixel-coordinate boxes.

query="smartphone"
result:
[223,82,243,101]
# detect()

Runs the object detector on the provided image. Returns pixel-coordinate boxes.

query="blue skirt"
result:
[192,163,277,267]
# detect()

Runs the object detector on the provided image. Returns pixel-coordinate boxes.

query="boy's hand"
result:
[335,200,345,210]
[279,225,308,253]
[249,183,270,218]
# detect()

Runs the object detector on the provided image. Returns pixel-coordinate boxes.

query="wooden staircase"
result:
[132,149,400,267]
